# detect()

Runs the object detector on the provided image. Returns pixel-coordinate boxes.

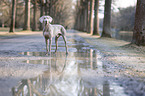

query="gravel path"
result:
[0,30,144,96]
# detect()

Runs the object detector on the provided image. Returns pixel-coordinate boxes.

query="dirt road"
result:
[0,30,144,96]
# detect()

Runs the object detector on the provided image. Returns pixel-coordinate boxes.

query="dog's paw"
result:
[45,52,48,56]
[54,52,57,55]
[66,52,69,55]
[48,52,51,55]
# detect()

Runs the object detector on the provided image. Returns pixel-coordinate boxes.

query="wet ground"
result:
[0,30,145,96]
[114,31,133,42]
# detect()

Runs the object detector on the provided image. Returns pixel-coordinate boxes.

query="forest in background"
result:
[0,0,75,30]
[0,0,145,46]
[0,0,135,31]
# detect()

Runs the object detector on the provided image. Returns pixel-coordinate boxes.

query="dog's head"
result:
[39,16,53,25]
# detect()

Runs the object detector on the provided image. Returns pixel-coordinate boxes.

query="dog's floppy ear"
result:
[39,16,44,23]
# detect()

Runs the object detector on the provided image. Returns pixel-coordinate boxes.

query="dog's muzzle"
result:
[44,19,49,25]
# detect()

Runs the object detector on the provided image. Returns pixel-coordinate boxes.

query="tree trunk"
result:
[45,0,48,15]
[23,0,31,30]
[77,13,81,30]
[84,8,88,32]
[80,9,84,31]
[78,12,81,31]
[48,0,52,15]
[132,0,145,46]
[9,0,16,33]
[39,0,44,30]
[101,0,112,37]
[87,1,90,33]
[93,0,99,35]
[32,0,37,31]
[88,0,94,34]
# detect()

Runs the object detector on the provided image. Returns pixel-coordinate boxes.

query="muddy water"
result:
[14,52,128,96]
[14,36,130,96]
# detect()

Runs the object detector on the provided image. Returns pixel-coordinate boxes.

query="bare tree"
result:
[50,0,75,28]
[32,0,38,31]
[23,0,31,30]
[39,0,44,30]
[93,0,99,35]
[77,0,88,31]
[86,0,90,32]
[9,0,16,32]
[74,0,81,30]
[0,0,8,28]
[132,0,145,45]
[101,0,112,37]
[88,0,94,34]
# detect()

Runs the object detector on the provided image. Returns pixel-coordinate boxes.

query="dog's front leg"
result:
[45,38,48,54]
[48,38,52,54]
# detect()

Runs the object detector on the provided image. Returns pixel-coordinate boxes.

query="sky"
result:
[115,0,137,8]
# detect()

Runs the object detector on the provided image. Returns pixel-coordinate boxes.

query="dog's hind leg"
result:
[55,35,61,53]
[62,35,68,54]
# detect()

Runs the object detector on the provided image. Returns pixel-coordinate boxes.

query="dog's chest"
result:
[43,31,50,37]
[44,26,51,32]
[43,26,52,37]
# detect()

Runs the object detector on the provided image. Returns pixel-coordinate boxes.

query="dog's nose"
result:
[44,20,48,24]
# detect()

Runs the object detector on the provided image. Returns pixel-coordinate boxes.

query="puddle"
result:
[14,35,141,96]
[114,31,133,42]
[13,51,129,96]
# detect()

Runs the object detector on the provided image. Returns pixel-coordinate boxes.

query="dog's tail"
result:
[61,26,67,36]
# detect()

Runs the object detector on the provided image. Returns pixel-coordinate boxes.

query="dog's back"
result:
[51,24,66,36]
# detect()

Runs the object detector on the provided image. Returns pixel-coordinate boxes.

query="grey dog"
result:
[39,16,68,55]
